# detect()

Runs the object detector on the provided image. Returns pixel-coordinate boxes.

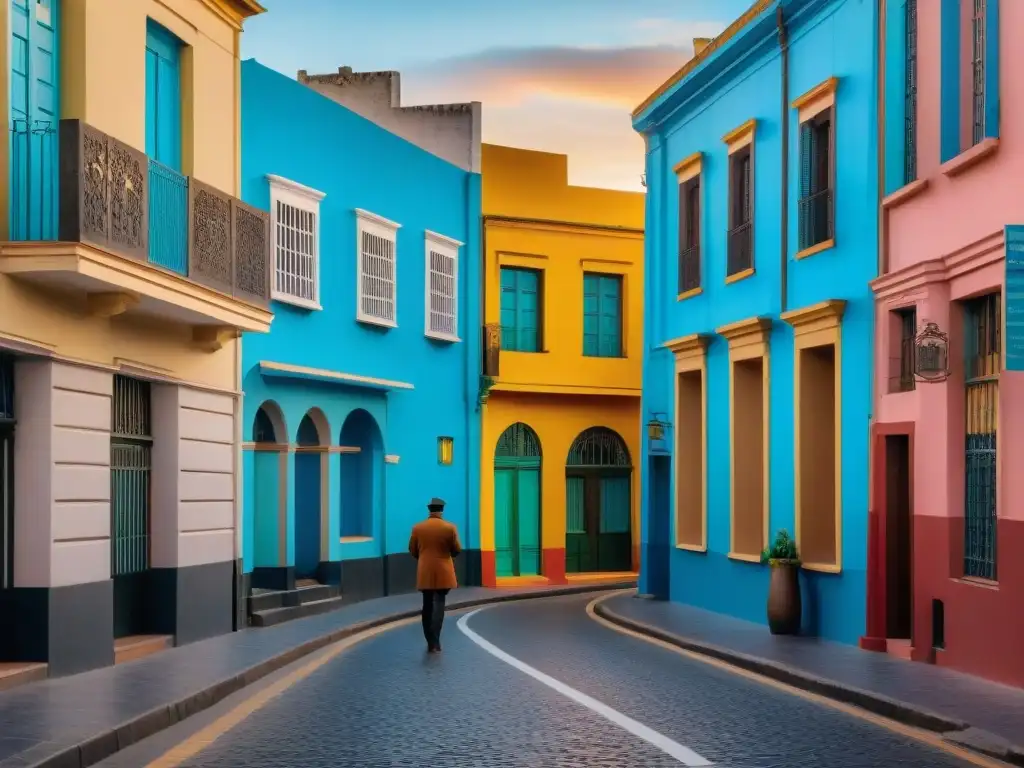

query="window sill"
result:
[882,178,929,209]
[677,287,703,301]
[582,353,626,359]
[725,267,754,285]
[675,542,707,553]
[272,292,322,311]
[357,315,397,330]
[727,552,762,564]
[426,330,461,343]
[795,238,835,261]
[940,137,1000,178]
[801,561,841,574]
[501,348,548,354]
[951,576,998,590]
[340,536,373,544]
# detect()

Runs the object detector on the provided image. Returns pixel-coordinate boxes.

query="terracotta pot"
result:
[767,562,801,635]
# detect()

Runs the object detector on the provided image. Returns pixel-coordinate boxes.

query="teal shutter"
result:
[494,468,515,576]
[9,0,59,241]
[515,269,539,352]
[599,476,631,533]
[517,467,541,575]
[499,267,518,350]
[145,20,182,171]
[566,476,585,533]
[798,123,812,251]
[583,274,599,355]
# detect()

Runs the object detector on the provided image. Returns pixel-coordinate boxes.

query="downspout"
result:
[778,6,789,314]
[877,0,888,277]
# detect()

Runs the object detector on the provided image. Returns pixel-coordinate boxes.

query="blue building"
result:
[239,60,482,619]
[634,0,879,643]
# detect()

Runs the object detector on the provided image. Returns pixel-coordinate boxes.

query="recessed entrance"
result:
[294,410,329,581]
[565,427,632,573]
[797,343,837,566]
[885,433,912,640]
[252,402,286,572]
[339,409,383,540]
[646,454,671,599]
[493,422,542,577]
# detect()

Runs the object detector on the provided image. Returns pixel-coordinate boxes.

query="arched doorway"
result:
[252,402,286,572]
[565,427,632,573]
[339,409,383,540]
[294,409,329,580]
[494,422,542,577]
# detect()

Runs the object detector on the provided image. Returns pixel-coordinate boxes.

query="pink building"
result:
[863,0,1024,687]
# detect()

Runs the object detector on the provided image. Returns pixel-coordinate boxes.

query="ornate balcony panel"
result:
[188,178,234,297]
[232,199,271,307]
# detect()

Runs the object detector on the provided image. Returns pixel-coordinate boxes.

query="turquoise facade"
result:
[240,60,482,599]
[635,0,879,643]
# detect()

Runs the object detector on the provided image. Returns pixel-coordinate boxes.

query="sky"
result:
[241,0,754,191]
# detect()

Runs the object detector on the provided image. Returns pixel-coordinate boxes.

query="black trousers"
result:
[421,589,449,649]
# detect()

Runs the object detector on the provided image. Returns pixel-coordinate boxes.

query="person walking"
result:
[408,497,462,653]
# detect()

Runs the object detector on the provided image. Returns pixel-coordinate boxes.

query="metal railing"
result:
[678,244,700,293]
[727,221,752,276]
[798,188,834,251]
[55,119,271,307]
[904,0,918,183]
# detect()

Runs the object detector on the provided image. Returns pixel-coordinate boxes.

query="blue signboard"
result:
[1006,226,1024,371]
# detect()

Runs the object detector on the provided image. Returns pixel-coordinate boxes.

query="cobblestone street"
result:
[99,594,1001,768]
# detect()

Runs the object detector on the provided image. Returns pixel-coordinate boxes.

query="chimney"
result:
[693,37,712,56]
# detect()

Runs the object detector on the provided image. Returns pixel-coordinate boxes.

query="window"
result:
[355,209,400,328]
[425,231,461,341]
[679,177,701,294]
[963,292,999,581]
[798,109,835,252]
[437,436,454,466]
[268,175,324,310]
[111,376,153,579]
[1,353,14,590]
[499,267,541,352]
[583,273,623,357]
[890,306,917,393]
[971,0,986,147]
[904,0,918,183]
[667,335,708,551]
[145,20,182,172]
[727,146,753,276]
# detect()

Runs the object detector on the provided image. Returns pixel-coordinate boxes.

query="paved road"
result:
[101,594,995,768]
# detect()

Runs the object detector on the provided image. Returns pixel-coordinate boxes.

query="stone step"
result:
[251,595,346,628]
[0,661,48,692]
[114,635,173,665]
[248,583,339,613]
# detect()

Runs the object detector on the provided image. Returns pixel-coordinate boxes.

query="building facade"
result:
[479,144,644,587]
[866,0,1022,686]
[635,0,879,643]
[239,60,482,611]
[0,0,271,680]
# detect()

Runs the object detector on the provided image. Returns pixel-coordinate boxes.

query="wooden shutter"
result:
[145,21,182,172]
[515,269,540,352]
[499,268,519,350]
[583,273,599,356]
[599,275,623,357]
[799,122,813,250]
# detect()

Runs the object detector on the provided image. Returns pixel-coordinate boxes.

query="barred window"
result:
[425,231,461,341]
[355,209,401,328]
[268,175,325,310]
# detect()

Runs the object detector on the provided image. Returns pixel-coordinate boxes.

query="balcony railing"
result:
[483,322,501,378]
[56,119,270,307]
[798,188,834,251]
[727,221,752,276]
[678,244,700,293]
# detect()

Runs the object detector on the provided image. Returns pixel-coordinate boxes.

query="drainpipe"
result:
[778,6,790,314]
[877,0,888,278]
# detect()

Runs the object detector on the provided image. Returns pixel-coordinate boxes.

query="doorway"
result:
[565,427,633,573]
[494,422,542,577]
[646,455,671,599]
[294,411,327,581]
[885,433,912,640]
[339,409,384,540]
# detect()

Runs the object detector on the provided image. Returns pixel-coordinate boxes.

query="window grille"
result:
[356,210,399,327]
[269,176,323,308]
[798,109,835,251]
[904,0,918,183]
[678,177,701,293]
[971,0,986,146]
[425,233,459,340]
[110,376,153,577]
[963,292,999,581]
[890,306,917,393]
[727,147,753,276]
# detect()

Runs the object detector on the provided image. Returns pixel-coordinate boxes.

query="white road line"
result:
[456,608,713,767]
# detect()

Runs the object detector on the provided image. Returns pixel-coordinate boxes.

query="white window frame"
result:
[355,208,401,328]
[267,174,325,311]
[424,230,462,343]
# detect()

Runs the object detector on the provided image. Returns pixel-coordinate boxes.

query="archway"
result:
[494,422,542,577]
[339,409,383,540]
[294,409,329,581]
[252,401,286,572]
[565,427,632,573]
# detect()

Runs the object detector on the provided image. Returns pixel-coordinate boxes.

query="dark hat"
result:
[427,497,446,509]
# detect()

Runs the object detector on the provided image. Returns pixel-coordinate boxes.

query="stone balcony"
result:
[0,119,273,350]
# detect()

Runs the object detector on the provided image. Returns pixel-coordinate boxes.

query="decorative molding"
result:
[258,360,414,391]
[193,326,239,352]
[266,174,326,203]
[722,119,756,153]
[425,230,464,249]
[86,291,139,318]
[780,300,846,334]
[673,151,703,181]
[199,0,266,29]
[940,137,1000,178]
[792,76,839,121]
[663,332,711,357]
[795,239,835,261]
[354,208,401,233]
[725,267,755,284]
[882,178,929,210]
[716,316,772,345]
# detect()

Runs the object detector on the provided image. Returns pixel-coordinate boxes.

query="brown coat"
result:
[408,515,462,591]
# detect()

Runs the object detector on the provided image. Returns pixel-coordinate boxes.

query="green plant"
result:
[760,529,800,565]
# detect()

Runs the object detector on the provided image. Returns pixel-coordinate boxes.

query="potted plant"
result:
[760,529,801,635]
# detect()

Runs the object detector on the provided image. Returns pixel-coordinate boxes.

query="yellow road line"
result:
[145,617,417,768]
[586,593,1011,768]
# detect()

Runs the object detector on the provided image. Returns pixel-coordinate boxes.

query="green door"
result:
[565,427,633,574]
[494,423,542,577]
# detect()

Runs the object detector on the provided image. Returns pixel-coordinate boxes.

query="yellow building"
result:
[0,0,270,679]
[479,143,645,587]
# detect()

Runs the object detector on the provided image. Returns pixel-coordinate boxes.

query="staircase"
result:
[249,579,344,627]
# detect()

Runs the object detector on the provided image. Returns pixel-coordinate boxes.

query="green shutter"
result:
[494,468,515,576]
[799,123,812,250]
[516,269,540,352]
[583,273,622,357]
[499,267,518,350]
[516,468,541,575]
[599,476,631,533]
[566,476,586,533]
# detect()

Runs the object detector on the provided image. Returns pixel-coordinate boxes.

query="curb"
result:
[28,583,634,768]
[593,597,1024,767]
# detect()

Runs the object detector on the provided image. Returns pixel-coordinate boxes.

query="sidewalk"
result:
[0,582,632,768]
[596,592,1024,766]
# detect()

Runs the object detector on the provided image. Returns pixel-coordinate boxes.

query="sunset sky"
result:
[242,0,753,191]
